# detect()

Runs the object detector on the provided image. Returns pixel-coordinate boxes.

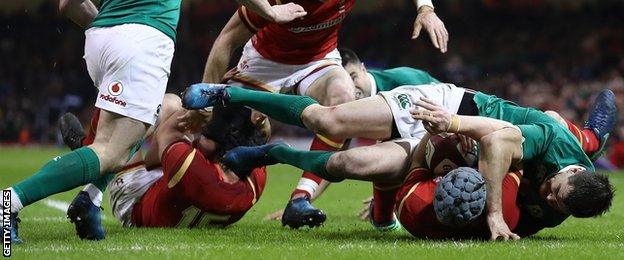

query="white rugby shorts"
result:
[226,40,342,95]
[108,165,163,227]
[84,24,174,125]
[379,83,466,140]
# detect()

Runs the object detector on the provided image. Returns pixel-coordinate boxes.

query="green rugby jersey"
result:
[369,67,440,92]
[472,92,594,184]
[90,0,182,42]
[469,91,592,235]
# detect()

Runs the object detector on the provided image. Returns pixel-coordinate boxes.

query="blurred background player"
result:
[2,0,309,243]
[199,0,449,229]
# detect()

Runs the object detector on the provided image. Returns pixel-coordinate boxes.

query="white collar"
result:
[367,72,377,97]
[558,165,586,173]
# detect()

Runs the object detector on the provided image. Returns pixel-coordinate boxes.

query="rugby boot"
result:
[281,197,327,229]
[584,89,618,160]
[222,142,286,179]
[66,191,105,240]
[181,83,230,110]
[9,212,23,244]
[367,199,401,232]
[59,112,85,150]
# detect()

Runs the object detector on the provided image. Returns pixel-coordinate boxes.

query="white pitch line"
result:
[43,199,70,212]
[42,198,106,219]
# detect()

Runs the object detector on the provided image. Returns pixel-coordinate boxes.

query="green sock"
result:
[92,173,114,192]
[268,145,344,182]
[227,87,318,128]
[13,147,100,207]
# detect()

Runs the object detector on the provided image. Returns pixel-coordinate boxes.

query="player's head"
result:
[542,167,614,217]
[339,48,371,99]
[201,105,271,158]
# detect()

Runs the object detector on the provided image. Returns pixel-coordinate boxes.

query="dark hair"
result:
[338,48,361,67]
[563,171,614,218]
[201,105,268,157]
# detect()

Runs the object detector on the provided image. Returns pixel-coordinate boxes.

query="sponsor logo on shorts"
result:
[99,93,127,107]
[108,81,123,96]
[395,93,412,110]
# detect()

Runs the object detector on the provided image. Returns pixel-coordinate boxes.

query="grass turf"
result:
[1,146,623,259]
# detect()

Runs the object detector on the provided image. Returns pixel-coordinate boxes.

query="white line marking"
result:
[42,199,106,219]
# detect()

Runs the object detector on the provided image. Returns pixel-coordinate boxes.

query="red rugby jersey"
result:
[132,142,267,228]
[238,0,355,65]
[396,169,522,239]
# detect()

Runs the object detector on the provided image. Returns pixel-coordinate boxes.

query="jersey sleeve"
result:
[516,123,555,161]
[501,171,522,230]
[237,3,273,33]
[161,141,207,188]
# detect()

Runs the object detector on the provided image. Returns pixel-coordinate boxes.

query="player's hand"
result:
[412,6,448,53]
[457,134,476,153]
[263,209,284,221]
[177,109,212,132]
[410,97,452,134]
[271,3,307,24]
[358,196,374,221]
[487,212,521,241]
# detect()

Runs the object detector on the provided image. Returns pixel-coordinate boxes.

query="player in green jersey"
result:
[263,48,443,224]
[339,48,440,99]
[180,82,616,240]
[3,0,307,243]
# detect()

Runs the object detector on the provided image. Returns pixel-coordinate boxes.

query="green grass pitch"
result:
[1,146,623,259]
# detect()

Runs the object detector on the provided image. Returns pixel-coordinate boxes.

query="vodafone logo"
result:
[108,81,123,96]
[99,93,127,107]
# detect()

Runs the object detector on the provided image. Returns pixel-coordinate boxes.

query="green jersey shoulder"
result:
[369,67,440,92]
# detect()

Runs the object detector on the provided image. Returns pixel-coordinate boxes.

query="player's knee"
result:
[303,107,348,139]
[88,143,131,174]
[324,78,355,106]
[329,151,371,178]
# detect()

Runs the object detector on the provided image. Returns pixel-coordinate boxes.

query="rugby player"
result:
[61,95,271,233]
[180,82,616,240]
[3,0,307,243]
[200,1,449,228]
[266,48,442,221]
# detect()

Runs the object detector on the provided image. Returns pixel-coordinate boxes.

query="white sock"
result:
[8,187,24,213]
[82,184,103,208]
[295,178,320,198]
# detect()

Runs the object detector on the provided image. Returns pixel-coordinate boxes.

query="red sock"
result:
[372,182,401,224]
[82,109,101,146]
[290,135,346,200]
[565,119,600,154]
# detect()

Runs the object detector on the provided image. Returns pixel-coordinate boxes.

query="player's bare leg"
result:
[63,94,181,240]
[279,67,355,227]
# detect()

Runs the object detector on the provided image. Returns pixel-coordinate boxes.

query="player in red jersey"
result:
[73,95,272,228]
[200,0,449,229]
[392,168,521,239]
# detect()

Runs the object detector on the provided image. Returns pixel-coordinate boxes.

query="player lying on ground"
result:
[2,0,307,243]
[28,95,270,240]
[201,0,449,229]
[180,82,616,240]
[265,47,442,221]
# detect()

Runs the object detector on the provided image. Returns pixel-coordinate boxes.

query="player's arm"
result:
[411,0,448,53]
[59,0,98,28]
[236,0,306,24]
[411,97,523,240]
[202,12,254,83]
